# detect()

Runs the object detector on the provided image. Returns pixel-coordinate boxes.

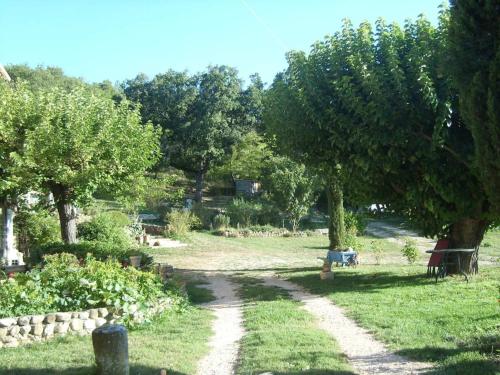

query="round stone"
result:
[44,314,56,324]
[56,312,71,322]
[17,316,30,326]
[70,319,83,331]
[31,315,45,324]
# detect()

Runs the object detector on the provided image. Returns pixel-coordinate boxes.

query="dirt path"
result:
[262,276,433,375]
[365,220,435,252]
[196,274,244,375]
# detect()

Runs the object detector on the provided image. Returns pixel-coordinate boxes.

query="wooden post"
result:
[92,324,129,375]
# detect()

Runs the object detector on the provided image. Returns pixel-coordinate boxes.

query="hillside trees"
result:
[266,13,496,256]
[123,66,264,202]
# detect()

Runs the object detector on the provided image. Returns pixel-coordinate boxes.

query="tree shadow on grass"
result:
[271,370,356,375]
[0,365,188,375]
[278,267,433,295]
[395,347,499,375]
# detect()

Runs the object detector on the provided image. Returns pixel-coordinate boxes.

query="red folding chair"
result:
[427,239,449,277]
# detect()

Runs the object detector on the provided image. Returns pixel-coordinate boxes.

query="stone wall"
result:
[0,299,171,348]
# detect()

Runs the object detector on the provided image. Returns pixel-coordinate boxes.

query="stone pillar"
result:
[92,324,129,375]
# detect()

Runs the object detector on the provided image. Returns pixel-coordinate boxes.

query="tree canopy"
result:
[448,0,500,214]
[123,66,264,201]
[1,81,160,243]
[265,12,495,248]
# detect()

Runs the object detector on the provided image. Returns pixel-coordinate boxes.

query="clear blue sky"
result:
[1,0,443,85]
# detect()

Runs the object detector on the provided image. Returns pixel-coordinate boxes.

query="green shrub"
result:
[30,241,152,267]
[165,209,199,238]
[344,211,367,236]
[370,240,383,265]
[344,232,361,250]
[77,211,132,247]
[142,175,185,212]
[212,214,230,230]
[401,238,419,264]
[226,197,258,227]
[192,203,216,229]
[0,253,173,320]
[15,210,61,252]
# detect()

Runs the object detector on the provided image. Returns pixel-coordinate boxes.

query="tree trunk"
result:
[447,218,488,274]
[1,199,17,265]
[326,177,346,249]
[51,185,78,244]
[194,170,205,203]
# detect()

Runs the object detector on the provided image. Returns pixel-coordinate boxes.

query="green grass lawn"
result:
[235,277,354,375]
[480,228,500,263]
[281,266,500,375]
[0,305,213,375]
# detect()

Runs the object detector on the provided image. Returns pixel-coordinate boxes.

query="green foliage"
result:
[226,197,260,227]
[0,80,37,201]
[370,240,383,265]
[123,67,264,200]
[264,156,318,231]
[225,197,281,228]
[343,232,361,251]
[191,203,217,229]
[212,213,230,230]
[213,131,272,180]
[401,238,419,264]
[448,0,500,214]
[15,209,61,251]
[0,253,166,320]
[23,86,160,205]
[77,211,132,248]
[30,241,151,266]
[5,64,84,92]
[344,211,367,236]
[165,210,199,238]
[265,13,495,245]
[119,174,184,214]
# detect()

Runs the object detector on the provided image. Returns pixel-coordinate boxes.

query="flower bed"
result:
[213,225,318,238]
[0,253,181,347]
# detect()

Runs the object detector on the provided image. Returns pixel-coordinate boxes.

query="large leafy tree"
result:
[266,13,496,259]
[21,86,160,243]
[448,0,500,214]
[123,66,263,202]
[0,79,37,262]
[265,72,347,249]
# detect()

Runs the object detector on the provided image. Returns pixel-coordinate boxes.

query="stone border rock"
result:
[0,299,172,349]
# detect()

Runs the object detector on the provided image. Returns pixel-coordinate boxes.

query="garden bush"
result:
[165,209,200,238]
[30,241,152,267]
[401,238,419,264]
[226,197,281,228]
[0,253,177,321]
[15,209,61,254]
[344,211,367,236]
[192,203,217,229]
[212,213,230,230]
[226,197,258,227]
[77,211,133,248]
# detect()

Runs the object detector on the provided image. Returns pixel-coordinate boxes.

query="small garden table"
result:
[326,250,358,267]
[425,248,476,282]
